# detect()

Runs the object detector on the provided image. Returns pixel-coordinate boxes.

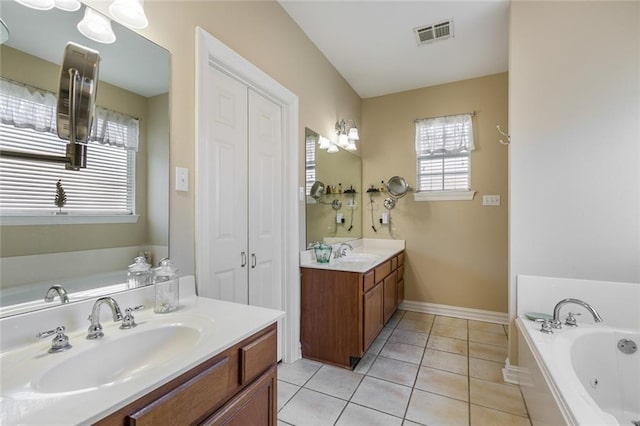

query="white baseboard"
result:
[399,299,509,324]
[502,357,520,384]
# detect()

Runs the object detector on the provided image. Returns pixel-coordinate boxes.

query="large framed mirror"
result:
[305,128,362,246]
[0,1,169,317]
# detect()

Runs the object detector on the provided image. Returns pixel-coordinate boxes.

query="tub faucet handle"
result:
[540,319,554,334]
[565,312,581,327]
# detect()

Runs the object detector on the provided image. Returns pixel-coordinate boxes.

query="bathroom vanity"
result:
[0,277,284,425]
[300,239,405,368]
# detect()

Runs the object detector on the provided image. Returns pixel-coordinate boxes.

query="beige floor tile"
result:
[278,358,323,386]
[278,388,347,426]
[351,376,412,418]
[305,365,363,400]
[403,311,434,323]
[397,318,432,333]
[405,389,469,426]
[469,329,508,346]
[470,404,531,426]
[468,320,507,335]
[367,336,387,355]
[469,357,505,383]
[414,366,469,402]
[380,341,425,364]
[431,323,468,340]
[368,356,420,387]
[469,341,507,362]
[422,349,468,375]
[427,335,468,356]
[277,380,300,411]
[353,352,376,375]
[469,377,527,417]
[402,421,424,426]
[434,316,467,328]
[388,328,429,347]
[335,403,403,426]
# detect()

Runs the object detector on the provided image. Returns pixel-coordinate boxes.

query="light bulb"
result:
[55,0,81,11]
[338,133,349,148]
[109,0,148,29]
[348,127,359,141]
[327,144,339,153]
[318,136,331,150]
[15,0,55,10]
[77,7,116,44]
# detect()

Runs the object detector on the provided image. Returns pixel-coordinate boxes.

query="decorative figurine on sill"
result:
[54,179,67,214]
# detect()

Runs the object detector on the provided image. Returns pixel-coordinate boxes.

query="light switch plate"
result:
[483,195,501,206]
[176,167,189,192]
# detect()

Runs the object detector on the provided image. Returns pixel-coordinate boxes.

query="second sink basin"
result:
[32,324,201,393]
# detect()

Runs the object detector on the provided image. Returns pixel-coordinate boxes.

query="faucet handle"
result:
[120,305,144,329]
[37,326,72,353]
[565,312,581,327]
[540,319,554,334]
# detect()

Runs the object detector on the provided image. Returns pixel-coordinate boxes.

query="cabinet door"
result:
[203,366,277,426]
[363,282,384,351]
[383,270,397,324]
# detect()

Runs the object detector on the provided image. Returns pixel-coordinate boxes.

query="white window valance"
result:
[415,113,475,155]
[0,78,139,151]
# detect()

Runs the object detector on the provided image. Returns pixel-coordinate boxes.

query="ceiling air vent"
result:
[414,19,454,46]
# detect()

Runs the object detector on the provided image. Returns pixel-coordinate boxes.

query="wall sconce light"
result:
[77,7,116,44]
[109,0,149,29]
[54,0,81,12]
[335,119,359,152]
[15,0,55,10]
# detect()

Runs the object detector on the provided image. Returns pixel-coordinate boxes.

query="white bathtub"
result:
[517,317,640,425]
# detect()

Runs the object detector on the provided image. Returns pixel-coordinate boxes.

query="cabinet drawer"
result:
[128,356,230,425]
[363,270,375,293]
[374,261,391,283]
[397,252,405,266]
[397,264,405,280]
[240,328,277,386]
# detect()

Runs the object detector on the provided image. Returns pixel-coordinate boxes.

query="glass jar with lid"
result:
[127,256,151,289]
[153,258,179,313]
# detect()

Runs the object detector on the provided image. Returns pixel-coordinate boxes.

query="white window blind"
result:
[0,79,137,216]
[305,134,316,195]
[415,113,474,192]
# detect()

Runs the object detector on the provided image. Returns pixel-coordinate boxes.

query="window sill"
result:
[413,190,476,202]
[0,214,140,226]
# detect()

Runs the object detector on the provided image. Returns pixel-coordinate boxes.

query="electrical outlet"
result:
[336,213,344,224]
[483,195,501,206]
[381,212,389,224]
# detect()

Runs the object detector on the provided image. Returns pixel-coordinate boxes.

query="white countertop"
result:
[0,277,284,425]
[300,238,405,273]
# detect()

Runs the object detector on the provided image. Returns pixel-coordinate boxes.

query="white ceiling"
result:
[279,0,509,98]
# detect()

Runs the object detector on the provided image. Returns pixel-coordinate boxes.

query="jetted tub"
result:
[517,317,639,425]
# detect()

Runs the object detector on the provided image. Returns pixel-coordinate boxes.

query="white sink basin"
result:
[1,312,213,397]
[32,325,200,393]
[337,253,380,264]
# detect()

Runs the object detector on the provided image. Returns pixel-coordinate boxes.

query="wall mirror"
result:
[305,127,362,247]
[0,0,170,317]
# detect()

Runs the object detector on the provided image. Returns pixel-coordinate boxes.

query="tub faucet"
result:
[44,284,69,304]
[551,298,603,329]
[87,297,123,339]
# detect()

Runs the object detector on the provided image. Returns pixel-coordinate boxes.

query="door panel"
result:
[197,65,249,303]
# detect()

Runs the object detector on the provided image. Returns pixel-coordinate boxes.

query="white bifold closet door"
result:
[197,65,283,336]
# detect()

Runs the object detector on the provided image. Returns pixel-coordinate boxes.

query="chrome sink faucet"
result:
[551,298,603,329]
[44,284,69,304]
[334,242,353,259]
[87,297,123,339]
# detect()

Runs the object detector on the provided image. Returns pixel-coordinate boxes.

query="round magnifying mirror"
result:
[310,181,325,200]
[386,176,409,198]
[331,199,342,210]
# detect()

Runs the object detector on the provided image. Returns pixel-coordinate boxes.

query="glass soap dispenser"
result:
[128,256,151,289]
[153,258,179,313]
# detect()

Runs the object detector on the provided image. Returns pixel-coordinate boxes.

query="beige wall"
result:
[0,46,151,256]
[147,93,169,247]
[361,73,509,313]
[84,0,362,276]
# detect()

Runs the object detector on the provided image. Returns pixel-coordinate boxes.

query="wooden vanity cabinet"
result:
[301,250,405,369]
[96,324,277,426]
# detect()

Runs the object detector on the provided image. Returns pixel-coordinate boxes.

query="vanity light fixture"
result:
[327,143,339,154]
[77,7,116,44]
[335,118,359,152]
[14,0,55,10]
[54,0,81,12]
[109,0,149,29]
[318,136,331,150]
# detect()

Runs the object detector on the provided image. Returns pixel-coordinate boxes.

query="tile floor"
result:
[277,310,531,426]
